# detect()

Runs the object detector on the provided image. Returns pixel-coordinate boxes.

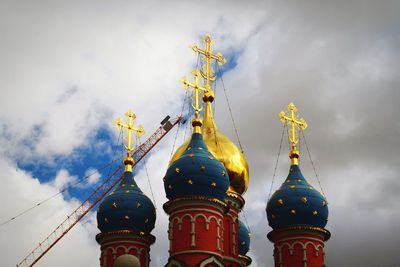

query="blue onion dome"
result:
[97,171,156,234]
[266,164,329,229]
[238,220,251,256]
[164,133,230,201]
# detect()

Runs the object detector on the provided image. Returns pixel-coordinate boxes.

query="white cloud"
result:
[85,168,101,185]
[50,169,77,190]
[1,1,400,266]
[0,158,98,267]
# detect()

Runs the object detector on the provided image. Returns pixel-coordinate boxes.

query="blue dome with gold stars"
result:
[238,220,250,256]
[266,165,328,229]
[97,171,156,233]
[164,133,229,201]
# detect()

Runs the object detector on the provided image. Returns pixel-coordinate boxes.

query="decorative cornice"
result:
[96,230,156,245]
[170,249,223,259]
[163,196,228,214]
[238,255,252,266]
[226,191,245,209]
[169,212,224,251]
[223,255,245,265]
[267,226,331,242]
[170,207,224,219]
[200,256,224,267]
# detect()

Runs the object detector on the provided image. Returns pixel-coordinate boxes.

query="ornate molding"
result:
[199,256,224,267]
[169,212,224,250]
[165,258,187,267]
[96,230,155,245]
[163,197,228,214]
[267,226,331,242]
[171,249,223,259]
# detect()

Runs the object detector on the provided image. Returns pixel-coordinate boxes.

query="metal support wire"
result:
[169,90,189,162]
[0,159,122,227]
[105,128,123,180]
[170,52,200,149]
[138,135,157,209]
[267,124,286,201]
[144,158,157,209]
[300,129,328,199]
[16,116,182,267]
[217,64,244,154]
[0,130,123,228]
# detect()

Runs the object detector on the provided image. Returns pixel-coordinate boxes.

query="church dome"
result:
[164,132,229,201]
[113,254,140,267]
[97,171,156,234]
[170,102,249,195]
[238,220,250,256]
[266,164,328,229]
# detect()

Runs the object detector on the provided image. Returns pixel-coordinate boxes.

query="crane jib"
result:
[16,116,181,267]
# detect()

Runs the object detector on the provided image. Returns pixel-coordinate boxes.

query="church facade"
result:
[95,35,329,267]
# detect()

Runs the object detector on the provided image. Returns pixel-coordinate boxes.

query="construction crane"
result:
[16,115,181,267]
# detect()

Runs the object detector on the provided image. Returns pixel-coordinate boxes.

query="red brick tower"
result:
[96,110,156,267]
[222,192,246,266]
[163,119,230,266]
[266,103,330,267]
[166,34,252,267]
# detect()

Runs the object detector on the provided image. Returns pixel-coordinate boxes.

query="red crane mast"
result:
[16,116,181,267]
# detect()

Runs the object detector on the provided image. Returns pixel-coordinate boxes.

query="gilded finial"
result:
[191,34,226,103]
[181,69,207,133]
[279,102,307,165]
[115,109,145,172]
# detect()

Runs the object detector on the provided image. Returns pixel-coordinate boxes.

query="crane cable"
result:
[0,129,123,228]
[300,129,328,200]
[137,134,157,210]
[217,64,244,154]
[214,64,252,233]
[169,53,201,161]
[267,124,286,202]
[169,89,189,162]
[143,157,157,209]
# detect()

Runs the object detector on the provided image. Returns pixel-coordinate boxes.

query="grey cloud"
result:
[1,1,400,266]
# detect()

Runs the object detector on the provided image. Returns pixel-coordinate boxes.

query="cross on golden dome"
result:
[115,109,145,172]
[191,34,226,102]
[181,69,207,114]
[279,102,307,165]
[181,69,207,134]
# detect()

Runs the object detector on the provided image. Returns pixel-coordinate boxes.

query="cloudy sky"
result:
[1,1,399,266]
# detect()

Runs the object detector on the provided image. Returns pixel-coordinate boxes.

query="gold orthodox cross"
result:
[191,35,226,96]
[279,102,307,145]
[181,69,207,115]
[115,109,145,155]
[279,103,307,164]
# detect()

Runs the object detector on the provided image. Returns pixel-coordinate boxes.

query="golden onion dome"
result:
[170,101,249,195]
